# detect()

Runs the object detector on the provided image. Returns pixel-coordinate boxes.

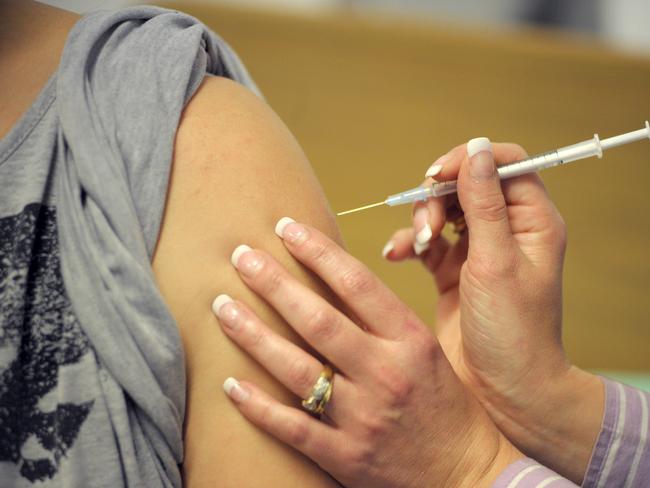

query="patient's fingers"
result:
[212,294,355,425]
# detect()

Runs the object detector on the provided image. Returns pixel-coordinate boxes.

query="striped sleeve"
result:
[582,378,650,488]
[491,458,578,487]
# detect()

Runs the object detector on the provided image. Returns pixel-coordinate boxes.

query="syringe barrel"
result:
[428,150,561,197]
[429,140,601,198]
[497,150,563,178]
[390,128,637,205]
[430,180,457,197]
[385,186,433,206]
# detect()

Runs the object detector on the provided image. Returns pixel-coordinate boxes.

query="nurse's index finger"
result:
[274,218,423,340]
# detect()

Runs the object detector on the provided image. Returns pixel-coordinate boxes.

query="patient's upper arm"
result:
[152,75,343,487]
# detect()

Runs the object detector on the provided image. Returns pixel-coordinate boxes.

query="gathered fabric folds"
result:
[53,6,259,486]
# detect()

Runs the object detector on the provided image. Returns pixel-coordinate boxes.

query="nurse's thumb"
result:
[457,137,515,266]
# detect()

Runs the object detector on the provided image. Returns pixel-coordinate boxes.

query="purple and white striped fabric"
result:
[492,458,577,487]
[583,378,649,487]
[492,378,650,488]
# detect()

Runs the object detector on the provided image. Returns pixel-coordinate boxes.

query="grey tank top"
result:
[0,6,259,487]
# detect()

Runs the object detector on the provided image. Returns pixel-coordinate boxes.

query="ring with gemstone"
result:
[301,365,334,415]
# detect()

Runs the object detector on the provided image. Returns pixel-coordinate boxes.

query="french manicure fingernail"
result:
[467,137,492,158]
[382,240,395,259]
[223,377,250,403]
[413,207,432,245]
[425,153,450,179]
[425,164,442,179]
[283,222,310,245]
[212,294,233,316]
[212,294,240,330]
[231,244,252,267]
[274,217,295,238]
[467,137,495,180]
[413,240,430,256]
[233,247,264,277]
[416,224,432,245]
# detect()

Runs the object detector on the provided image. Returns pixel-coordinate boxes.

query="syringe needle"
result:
[336,201,386,216]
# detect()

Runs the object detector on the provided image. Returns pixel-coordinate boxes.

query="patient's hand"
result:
[385,140,603,483]
[213,220,522,488]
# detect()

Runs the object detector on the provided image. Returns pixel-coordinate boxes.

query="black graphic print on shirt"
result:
[0,203,94,483]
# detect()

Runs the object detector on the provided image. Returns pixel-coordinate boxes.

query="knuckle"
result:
[374,365,414,407]
[398,314,426,335]
[511,143,528,159]
[286,358,317,393]
[470,193,508,223]
[307,239,336,267]
[339,266,376,297]
[359,415,389,442]
[346,442,375,474]
[260,267,285,297]
[285,417,310,447]
[414,333,441,362]
[257,399,274,431]
[306,308,339,342]
[477,253,519,280]
[244,321,267,350]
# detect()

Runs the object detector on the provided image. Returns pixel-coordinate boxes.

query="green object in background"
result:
[595,371,650,392]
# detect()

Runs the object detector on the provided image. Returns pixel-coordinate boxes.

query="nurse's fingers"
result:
[423,144,466,182]
[230,245,374,374]
[424,142,533,184]
[411,193,447,255]
[212,294,356,425]
[222,378,349,473]
[427,232,467,295]
[457,138,518,267]
[382,228,416,261]
[274,219,423,340]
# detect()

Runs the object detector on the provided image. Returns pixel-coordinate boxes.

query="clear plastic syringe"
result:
[337,121,650,216]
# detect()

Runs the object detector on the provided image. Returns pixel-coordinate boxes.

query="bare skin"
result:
[0,1,79,139]
[0,1,600,486]
[0,3,342,485]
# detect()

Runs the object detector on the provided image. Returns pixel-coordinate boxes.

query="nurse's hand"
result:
[212,222,522,488]
[384,139,603,483]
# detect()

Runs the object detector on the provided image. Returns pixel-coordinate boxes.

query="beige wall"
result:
[168,3,650,370]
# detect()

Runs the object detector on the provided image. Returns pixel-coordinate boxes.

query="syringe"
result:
[337,121,650,216]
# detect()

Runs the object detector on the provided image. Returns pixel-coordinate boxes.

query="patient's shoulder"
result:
[173,74,332,221]
[153,75,341,487]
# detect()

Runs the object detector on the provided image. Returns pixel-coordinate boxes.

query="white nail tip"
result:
[413,240,430,256]
[467,137,493,158]
[212,294,233,316]
[425,164,443,178]
[381,241,395,259]
[223,377,240,395]
[231,244,252,267]
[415,224,432,245]
[223,377,248,402]
[275,217,295,238]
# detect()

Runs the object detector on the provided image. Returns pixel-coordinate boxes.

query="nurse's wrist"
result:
[445,415,524,488]
[504,366,604,484]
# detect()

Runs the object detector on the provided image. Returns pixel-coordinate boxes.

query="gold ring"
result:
[301,365,334,415]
